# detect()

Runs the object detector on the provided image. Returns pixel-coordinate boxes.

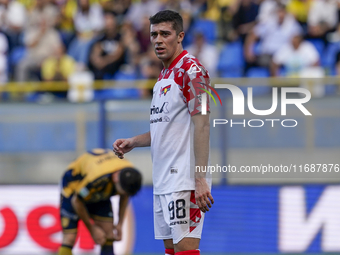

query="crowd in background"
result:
[1,0,340,87]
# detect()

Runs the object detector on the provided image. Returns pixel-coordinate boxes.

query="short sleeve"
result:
[182,61,211,116]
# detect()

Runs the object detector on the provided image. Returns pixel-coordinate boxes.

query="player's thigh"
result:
[62,232,78,247]
[175,237,200,252]
[60,194,79,246]
[94,220,114,240]
[87,199,114,240]
[154,194,172,241]
[169,191,205,246]
[163,239,174,249]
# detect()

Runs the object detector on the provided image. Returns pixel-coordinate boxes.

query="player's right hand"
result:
[90,224,106,246]
[112,138,135,159]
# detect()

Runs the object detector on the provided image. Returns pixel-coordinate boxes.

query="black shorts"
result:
[60,195,113,233]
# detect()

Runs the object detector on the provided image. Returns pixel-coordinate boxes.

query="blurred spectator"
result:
[103,0,131,24]
[286,0,311,27]
[257,0,278,23]
[139,49,162,97]
[244,3,301,74]
[136,16,151,54]
[124,0,161,32]
[161,0,192,13]
[68,0,105,67]
[307,0,338,39]
[140,58,161,79]
[15,18,62,81]
[185,32,218,77]
[218,0,238,41]
[121,22,141,71]
[0,0,26,49]
[41,45,76,81]
[17,0,35,10]
[89,12,124,79]
[189,0,208,18]
[181,10,195,47]
[57,0,77,46]
[335,53,340,75]
[271,33,319,76]
[324,1,340,43]
[0,32,8,84]
[26,0,59,29]
[204,0,222,21]
[232,0,259,42]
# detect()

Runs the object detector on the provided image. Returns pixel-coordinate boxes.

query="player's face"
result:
[150,22,184,67]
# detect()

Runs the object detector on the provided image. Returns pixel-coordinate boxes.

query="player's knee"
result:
[175,237,200,252]
[62,232,77,247]
[163,239,174,249]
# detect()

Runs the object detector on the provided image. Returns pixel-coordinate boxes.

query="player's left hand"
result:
[195,178,214,213]
[113,223,122,241]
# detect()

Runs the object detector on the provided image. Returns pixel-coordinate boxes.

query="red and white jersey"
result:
[150,50,211,195]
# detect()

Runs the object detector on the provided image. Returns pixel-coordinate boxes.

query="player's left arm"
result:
[114,194,129,241]
[192,113,214,213]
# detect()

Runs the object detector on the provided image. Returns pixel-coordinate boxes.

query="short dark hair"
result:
[149,10,183,35]
[119,167,142,196]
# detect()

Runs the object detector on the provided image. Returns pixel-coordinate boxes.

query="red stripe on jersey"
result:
[168,50,188,69]
[163,69,172,79]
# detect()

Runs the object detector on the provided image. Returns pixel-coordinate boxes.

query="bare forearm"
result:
[133,131,151,147]
[192,114,210,178]
[245,32,256,53]
[118,195,129,225]
[71,196,92,231]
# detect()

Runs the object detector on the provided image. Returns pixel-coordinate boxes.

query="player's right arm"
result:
[112,131,151,159]
[71,195,106,245]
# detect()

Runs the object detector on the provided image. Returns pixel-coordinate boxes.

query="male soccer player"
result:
[58,148,142,255]
[113,10,213,255]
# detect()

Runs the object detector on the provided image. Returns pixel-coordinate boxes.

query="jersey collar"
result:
[167,50,188,70]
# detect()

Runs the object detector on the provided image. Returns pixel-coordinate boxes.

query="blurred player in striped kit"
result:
[58,149,142,255]
[113,10,214,255]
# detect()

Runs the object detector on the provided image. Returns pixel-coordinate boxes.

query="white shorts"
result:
[154,190,205,244]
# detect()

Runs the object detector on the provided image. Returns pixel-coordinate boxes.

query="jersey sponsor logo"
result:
[150,116,170,124]
[159,85,171,97]
[170,220,188,226]
[150,102,169,115]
